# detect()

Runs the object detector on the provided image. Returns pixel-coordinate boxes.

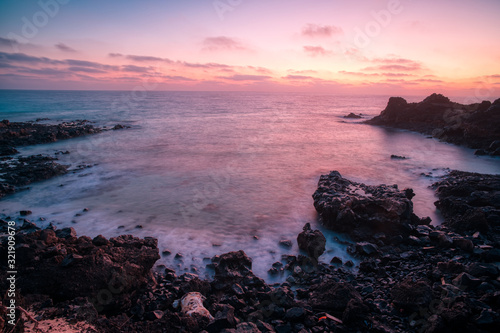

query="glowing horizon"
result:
[0,0,499,99]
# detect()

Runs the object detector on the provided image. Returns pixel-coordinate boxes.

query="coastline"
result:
[1,96,500,332]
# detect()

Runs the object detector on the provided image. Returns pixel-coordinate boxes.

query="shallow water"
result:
[1,90,499,280]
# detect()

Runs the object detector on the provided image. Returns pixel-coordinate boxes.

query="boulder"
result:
[309,279,362,312]
[391,279,433,312]
[313,171,421,241]
[213,250,253,280]
[296,223,326,260]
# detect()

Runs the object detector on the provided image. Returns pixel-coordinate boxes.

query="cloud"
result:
[202,36,247,51]
[164,75,195,81]
[221,74,271,81]
[303,46,332,57]
[121,65,151,73]
[0,37,20,48]
[55,43,77,53]
[181,61,231,69]
[68,66,107,74]
[0,52,61,64]
[288,69,318,74]
[363,57,423,72]
[108,53,123,58]
[65,59,119,71]
[302,24,343,37]
[126,54,173,63]
[283,75,315,80]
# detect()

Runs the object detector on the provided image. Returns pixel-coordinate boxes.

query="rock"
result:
[452,272,482,290]
[466,262,499,278]
[390,155,407,160]
[391,279,432,312]
[279,240,293,248]
[213,250,253,280]
[113,124,125,130]
[0,232,160,314]
[207,304,236,332]
[234,322,261,333]
[92,235,109,246]
[297,223,326,260]
[452,237,474,252]
[55,227,77,239]
[284,307,307,321]
[344,112,362,119]
[433,171,500,234]
[20,210,32,216]
[0,146,18,156]
[330,256,342,265]
[313,171,419,241]
[355,242,379,256]
[309,279,362,311]
[365,94,500,154]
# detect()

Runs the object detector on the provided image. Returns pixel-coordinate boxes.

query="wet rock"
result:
[390,154,407,160]
[452,237,474,252]
[55,227,77,239]
[20,210,32,216]
[279,240,293,248]
[207,304,236,332]
[92,235,109,246]
[297,223,326,260]
[213,250,253,280]
[344,113,362,119]
[313,171,420,241]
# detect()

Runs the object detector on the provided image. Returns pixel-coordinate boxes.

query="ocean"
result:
[1,90,499,279]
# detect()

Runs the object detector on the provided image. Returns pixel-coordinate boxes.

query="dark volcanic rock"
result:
[0,154,69,198]
[433,170,500,235]
[0,229,160,314]
[365,94,500,154]
[213,250,253,280]
[0,119,101,147]
[296,223,326,260]
[391,278,433,312]
[344,112,362,119]
[312,170,423,241]
[309,279,363,312]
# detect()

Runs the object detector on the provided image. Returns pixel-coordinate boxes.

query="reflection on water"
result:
[1,91,499,280]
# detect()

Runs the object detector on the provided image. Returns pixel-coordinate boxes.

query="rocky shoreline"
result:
[0,119,126,198]
[1,170,499,333]
[365,94,500,156]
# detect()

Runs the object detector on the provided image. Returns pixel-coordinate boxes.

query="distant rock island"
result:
[365,93,500,156]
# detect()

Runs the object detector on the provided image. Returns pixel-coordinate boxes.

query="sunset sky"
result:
[0,0,499,96]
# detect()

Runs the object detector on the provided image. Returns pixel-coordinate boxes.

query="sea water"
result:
[1,90,499,280]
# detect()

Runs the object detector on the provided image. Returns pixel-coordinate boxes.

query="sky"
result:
[0,0,499,97]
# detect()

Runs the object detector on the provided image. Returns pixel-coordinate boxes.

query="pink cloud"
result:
[55,43,77,53]
[202,36,247,51]
[302,24,343,37]
[303,46,332,57]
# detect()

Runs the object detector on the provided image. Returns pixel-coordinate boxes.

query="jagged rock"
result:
[344,112,362,119]
[365,94,500,154]
[296,223,326,260]
[0,230,160,314]
[313,171,421,241]
[213,250,253,280]
[452,272,482,290]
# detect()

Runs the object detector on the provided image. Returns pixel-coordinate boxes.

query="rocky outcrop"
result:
[312,170,427,241]
[0,119,127,199]
[0,119,102,147]
[365,94,500,155]
[0,223,159,315]
[433,170,500,236]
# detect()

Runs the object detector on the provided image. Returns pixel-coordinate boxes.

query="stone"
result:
[55,227,77,239]
[313,171,419,241]
[279,240,293,248]
[213,250,253,280]
[92,235,109,246]
[309,279,362,311]
[452,272,482,290]
[355,242,379,256]
[284,307,307,321]
[391,279,432,312]
[296,223,326,260]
